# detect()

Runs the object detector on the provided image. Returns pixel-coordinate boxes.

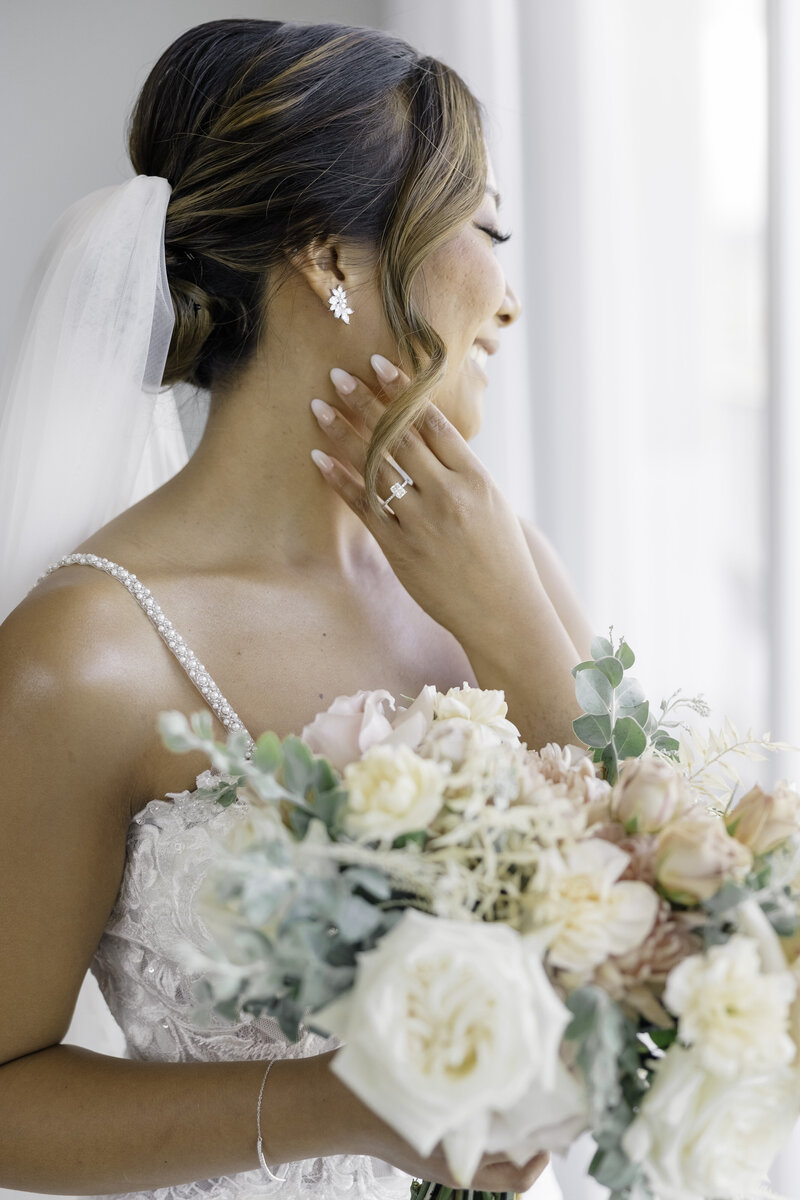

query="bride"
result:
[0,17,592,1200]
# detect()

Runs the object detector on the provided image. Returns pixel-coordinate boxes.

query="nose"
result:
[497,279,522,327]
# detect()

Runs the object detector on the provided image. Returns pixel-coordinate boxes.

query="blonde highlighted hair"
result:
[129,19,487,517]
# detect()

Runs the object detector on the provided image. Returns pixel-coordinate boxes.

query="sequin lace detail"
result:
[36,557,414,1200]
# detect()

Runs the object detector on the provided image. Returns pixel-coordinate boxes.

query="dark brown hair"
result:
[128,19,486,514]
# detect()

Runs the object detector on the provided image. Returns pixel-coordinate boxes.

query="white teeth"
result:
[469,344,488,369]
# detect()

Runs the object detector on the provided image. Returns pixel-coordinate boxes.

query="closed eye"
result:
[475,223,512,246]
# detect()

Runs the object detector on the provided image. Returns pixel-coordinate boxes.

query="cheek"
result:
[417,236,506,345]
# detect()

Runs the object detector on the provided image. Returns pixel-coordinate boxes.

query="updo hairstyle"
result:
[128,19,486,515]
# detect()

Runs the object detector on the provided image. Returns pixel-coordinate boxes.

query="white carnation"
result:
[623,1044,800,1200]
[664,936,796,1078]
[526,839,659,974]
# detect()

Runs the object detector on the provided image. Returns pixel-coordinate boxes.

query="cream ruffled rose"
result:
[313,909,583,1187]
[655,811,752,905]
[525,839,660,975]
[611,756,691,834]
[726,780,800,856]
[342,742,448,840]
[622,1045,800,1200]
[664,936,796,1078]
[424,682,521,761]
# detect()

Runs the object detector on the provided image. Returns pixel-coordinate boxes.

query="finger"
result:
[310,397,370,477]
[413,398,477,474]
[309,447,402,528]
[311,398,424,507]
[369,354,482,477]
[328,366,407,438]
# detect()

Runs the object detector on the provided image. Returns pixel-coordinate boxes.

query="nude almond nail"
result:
[329,367,356,394]
[370,353,399,382]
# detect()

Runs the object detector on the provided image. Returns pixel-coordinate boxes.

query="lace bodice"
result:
[41,555,414,1200]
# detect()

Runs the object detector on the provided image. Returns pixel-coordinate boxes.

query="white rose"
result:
[664,936,796,1079]
[526,839,659,974]
[313,909,577,1188]
[342,743,448,840]
[384,684,436,749]
[622,1044,800,1200]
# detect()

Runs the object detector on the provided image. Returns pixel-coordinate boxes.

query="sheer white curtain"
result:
[379,1,800,1196]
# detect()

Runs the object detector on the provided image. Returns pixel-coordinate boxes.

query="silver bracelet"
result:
[256,1058,289,1183]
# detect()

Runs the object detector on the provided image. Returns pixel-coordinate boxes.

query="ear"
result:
[288,237,347,309]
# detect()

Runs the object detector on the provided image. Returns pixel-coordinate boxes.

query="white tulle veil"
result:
[0,175,202,623]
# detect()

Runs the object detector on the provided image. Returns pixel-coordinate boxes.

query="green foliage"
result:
[564,986,649,1196]
[571,630,685,784]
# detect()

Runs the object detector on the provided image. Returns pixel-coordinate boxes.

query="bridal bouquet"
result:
[160,634,800,1200]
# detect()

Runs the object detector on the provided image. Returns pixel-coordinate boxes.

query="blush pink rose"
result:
[301,686,435,772]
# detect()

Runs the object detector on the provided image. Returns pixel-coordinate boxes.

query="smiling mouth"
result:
[468,344,489,371]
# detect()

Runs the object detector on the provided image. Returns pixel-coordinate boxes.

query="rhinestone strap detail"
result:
[36,554,255,756]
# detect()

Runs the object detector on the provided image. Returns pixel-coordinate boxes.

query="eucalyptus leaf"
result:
[573,713,613,749]
[615,676,646,709]
[612,717,647,760]
[333,894,382,943]
[282,736,315,794]
[601,744,618,784]
[653,734,680,755]
[617,642,635,669]
[624,701,649,728]
[591,636,614,660]
[253,731,283,774]
[158,710,196,752]
[341,866,393,900]
[572,659,597,679]
[191,710,216,741]
[593,657,625,688]
[310,757,340,793]
[575,668,613,716]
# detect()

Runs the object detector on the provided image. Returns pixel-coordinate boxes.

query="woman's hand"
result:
[315,1047,550,1193]
[309,354,544,649]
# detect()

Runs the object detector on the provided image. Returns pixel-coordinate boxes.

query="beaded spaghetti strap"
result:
[35,553,256,756]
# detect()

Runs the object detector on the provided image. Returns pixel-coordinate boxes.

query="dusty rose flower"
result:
[611,756,691,834]
[533,743,612,826]
[591,899,705,1025]
[656,812,752,906]
[595,823,660,887]
[726,781,800,856]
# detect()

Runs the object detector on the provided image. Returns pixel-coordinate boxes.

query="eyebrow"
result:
[485,185,502,207]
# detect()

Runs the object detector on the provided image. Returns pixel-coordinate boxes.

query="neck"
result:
[150,277,388,579]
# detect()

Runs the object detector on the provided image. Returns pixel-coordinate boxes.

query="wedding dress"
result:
[39,552,563,1200]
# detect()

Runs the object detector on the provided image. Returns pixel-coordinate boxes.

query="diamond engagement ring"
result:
[379,452,414,515]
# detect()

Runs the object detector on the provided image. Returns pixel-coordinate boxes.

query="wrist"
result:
[311,1048,383,1159]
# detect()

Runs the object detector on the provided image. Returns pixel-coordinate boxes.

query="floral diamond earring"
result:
[328,284,354,324]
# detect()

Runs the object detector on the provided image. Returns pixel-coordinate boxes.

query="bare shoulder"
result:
[0,571,156,1065]
[1,566,165,766]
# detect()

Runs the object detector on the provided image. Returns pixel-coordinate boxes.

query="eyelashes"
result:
[475,223,512,246]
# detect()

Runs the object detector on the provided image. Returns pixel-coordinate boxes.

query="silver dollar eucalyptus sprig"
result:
[571,631,704,785]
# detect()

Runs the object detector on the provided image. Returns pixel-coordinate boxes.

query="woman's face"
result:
[411,160,521,439]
